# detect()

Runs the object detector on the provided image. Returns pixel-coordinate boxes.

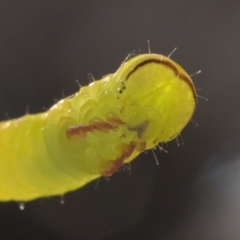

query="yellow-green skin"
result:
[0,54,196,201]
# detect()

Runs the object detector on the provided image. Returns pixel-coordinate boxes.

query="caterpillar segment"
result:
[0,53,196,201]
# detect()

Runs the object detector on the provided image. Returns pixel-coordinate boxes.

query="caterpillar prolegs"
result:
[0,53,196,201]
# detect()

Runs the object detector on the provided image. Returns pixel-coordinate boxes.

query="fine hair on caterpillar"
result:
[0,52,197,202]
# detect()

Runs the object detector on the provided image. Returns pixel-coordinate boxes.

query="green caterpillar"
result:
[0,53,196,202]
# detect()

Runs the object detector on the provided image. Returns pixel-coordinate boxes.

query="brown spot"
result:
[90,118,114,133]
[66,118,115,139]
[128,121,148,138]
[100,157,124,177]
[135,142,146,152]
[66,125,92,139]
[105,113,124,126]
[121,142,135,158]
[99,142,136,177]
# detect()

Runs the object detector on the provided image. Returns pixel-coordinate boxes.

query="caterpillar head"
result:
[110,54,197,150]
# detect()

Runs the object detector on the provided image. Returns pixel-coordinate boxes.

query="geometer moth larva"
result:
[0,53,196,202]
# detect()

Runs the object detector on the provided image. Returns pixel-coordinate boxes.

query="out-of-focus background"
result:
[0,1,239,239]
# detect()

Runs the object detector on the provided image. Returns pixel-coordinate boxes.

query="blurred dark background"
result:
[0,0,239,239]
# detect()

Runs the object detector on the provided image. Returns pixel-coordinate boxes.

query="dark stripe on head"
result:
[179,73,197,101]
[126,58,196,101]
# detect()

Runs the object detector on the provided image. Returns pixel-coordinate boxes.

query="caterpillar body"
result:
[0,53,196,202]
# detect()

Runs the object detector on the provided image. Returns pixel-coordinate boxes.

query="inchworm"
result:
[0,53,196,201]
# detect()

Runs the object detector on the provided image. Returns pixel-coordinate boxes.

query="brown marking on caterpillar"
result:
[66,117,117,139]
[105,113,124,126]
[178,73,197,101]
[66,125,92,139]
[135,141,146,152]
[89,118,114,133]
[99,142,136,177]
[100,157,125,177]
[126,58,197,101]
[128,121,149,138]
